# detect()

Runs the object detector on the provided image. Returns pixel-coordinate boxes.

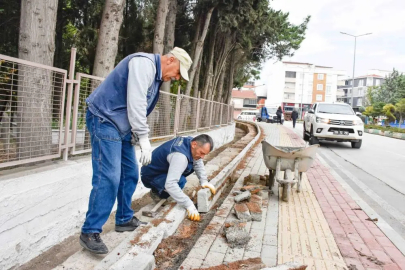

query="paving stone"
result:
[187,234,216,260]
[261,244,277,259]
[234,203,252,221]
[246,229,264,253]
[243,250,261,260]
[180,257,203,270]
[234,191,251,203]
[261,256,277,267]
[223,247,245,263]
[201,251,226,267]
[263,234,277,246]
[210,236,229,254]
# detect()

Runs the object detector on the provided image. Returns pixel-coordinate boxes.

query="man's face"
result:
[162,56,181,82]
[191,141,211,160]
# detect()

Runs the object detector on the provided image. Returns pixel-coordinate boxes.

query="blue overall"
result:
[82,53,162,233]
[141,137,194,199]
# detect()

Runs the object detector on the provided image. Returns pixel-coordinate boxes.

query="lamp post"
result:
[340,32,372,109]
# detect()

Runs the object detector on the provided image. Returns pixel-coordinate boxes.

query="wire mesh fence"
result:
[198,99,212,130]
[0,55,67,168]
[0,51,234,168]
[71,73,104,154]
[147,91,177,139]
[178,95,198,134]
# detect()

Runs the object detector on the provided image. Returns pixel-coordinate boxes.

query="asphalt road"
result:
[283,121,405,241]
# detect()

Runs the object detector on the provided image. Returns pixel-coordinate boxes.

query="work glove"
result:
[201,181,216,195]
[139,137,152,166]
[186,204,200,221]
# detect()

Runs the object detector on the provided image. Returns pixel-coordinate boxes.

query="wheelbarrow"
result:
[261,140,319,202]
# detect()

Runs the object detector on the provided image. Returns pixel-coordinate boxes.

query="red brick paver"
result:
[307,159,405,270]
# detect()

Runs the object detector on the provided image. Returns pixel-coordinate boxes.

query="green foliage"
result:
[359,106,365,113]
[368,69,405,104]
[395,98,405,123]
[382,104,396,124]
[365,125,405,134]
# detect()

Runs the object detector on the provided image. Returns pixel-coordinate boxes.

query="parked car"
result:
[237,110,259,122]
[303,102,364,148]
[266,106,284,124]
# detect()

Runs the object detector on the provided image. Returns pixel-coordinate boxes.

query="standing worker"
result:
[291,108,298,128]
[276,106,283,125]
[80,47,193,254]
[141,134,216,222]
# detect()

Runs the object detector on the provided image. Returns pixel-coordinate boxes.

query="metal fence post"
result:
[173,85,182,137]
[208,97,214,129]
[219,103,223,126]
[62,48,77,161]
[196,91,201,130]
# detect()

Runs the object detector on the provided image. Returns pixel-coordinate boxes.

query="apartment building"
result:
[274,62,346,113]
[338,74,384,110]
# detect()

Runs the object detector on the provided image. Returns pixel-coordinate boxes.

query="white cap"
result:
[169,47,193,81]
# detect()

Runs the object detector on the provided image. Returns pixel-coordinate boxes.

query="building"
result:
[282,62,346,111]
[231,84,257,118]
[338,74,384,110]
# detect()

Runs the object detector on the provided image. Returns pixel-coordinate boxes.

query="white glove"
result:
[201,181,216,195]
[186,204,200,221]
[139,137,152,166]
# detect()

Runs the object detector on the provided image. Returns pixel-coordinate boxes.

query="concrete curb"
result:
[198,120,262,212]
[365,128,405,140]
[95,121,259,270]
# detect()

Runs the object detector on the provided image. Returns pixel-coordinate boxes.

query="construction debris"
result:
[260,262,308,270]
[246,201,262,221]
[191,257,265,270]
[241,185,265,194]
[224,222,251,247]
[234,191,251,203]
[234,203,252,221]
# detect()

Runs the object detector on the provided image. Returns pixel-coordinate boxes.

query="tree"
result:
[383,104,396,126]
[93,0,125,78]
[17,0,59,159]
[395,98,405,125]
[153,0,169,54]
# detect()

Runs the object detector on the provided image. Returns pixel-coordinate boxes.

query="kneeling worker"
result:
[141,134,216,221]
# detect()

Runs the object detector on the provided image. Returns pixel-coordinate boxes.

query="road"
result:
[282,121,405,242]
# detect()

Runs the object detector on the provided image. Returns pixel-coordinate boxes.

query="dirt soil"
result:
[189,257,265,270]
[154,124,261,270]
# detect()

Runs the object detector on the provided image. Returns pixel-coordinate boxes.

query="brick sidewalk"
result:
[307,158,405,270]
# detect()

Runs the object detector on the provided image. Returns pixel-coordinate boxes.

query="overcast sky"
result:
[258,0,405,84]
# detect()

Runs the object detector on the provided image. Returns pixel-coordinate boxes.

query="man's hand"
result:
[201,181,216,195]
[139,137,152,166]
[186,204,200,221]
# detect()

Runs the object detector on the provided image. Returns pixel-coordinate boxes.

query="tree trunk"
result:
[17,0,58,159]
[93,0,125,78]
[153,0,169,54]
[184,7,214,96]
[159,0,177,136]
[190,15,202,60]
[225,50,237,104]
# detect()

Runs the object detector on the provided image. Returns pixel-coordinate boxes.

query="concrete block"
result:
[234,203,252,221]
[234,191,251,203]
[108,252,155,270]
[247,202,262,221]
[224,222,251,248]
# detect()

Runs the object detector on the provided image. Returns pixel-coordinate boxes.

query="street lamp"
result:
[340,32,372,109]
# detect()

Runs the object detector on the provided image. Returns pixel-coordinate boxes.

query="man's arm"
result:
[193,159,208,184]
[127,57,156,138]
[165,152,194,209]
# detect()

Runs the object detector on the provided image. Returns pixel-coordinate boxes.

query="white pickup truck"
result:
[303,102,364,149]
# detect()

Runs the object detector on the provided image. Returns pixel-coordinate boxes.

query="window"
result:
[375,79,381,86]
[307,94,312,102]
[358,88,364,96]
[285,71,296,78]
[316,94,323,101]
[367,78,373,86]
[283,93,295,100]
[317,84,323,91]
[317,104,354,115]
[243,99,256,106]
[285,82,295,89]
[358,79,364,87]
[317,74,324,80]
[308,83,313,89]
[327,74,333,82]
[326,85,332,95]
[357,98,363,106]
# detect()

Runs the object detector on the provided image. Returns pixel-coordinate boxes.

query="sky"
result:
[257,0,405,85]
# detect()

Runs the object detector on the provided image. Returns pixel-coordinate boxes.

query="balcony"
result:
[285,77,296,83]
